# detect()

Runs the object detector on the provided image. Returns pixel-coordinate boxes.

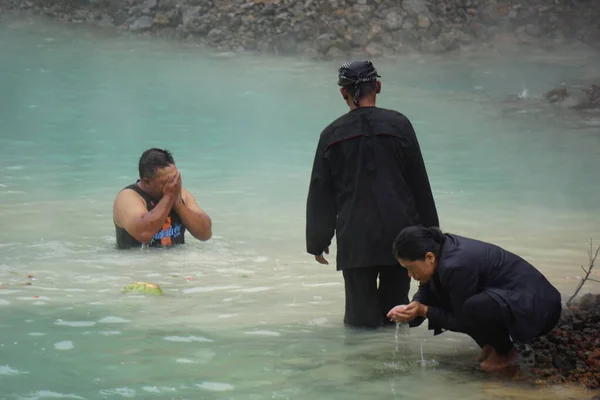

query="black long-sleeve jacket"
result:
[408,234,562,343]
[305,106,439,270]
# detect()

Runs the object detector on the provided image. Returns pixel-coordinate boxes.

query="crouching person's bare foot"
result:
[480,347,519,372]
[478,345,493,362]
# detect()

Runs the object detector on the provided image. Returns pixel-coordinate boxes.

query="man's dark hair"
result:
[393,225,446,261]
[342,81,378,100]
[138,148,175,179]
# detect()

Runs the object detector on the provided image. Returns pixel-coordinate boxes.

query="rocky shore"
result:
[530,293,600,390]
[545,84,600,112]
[1,0,600,58]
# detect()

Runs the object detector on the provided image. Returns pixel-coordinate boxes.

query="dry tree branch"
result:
[566,238,600,307]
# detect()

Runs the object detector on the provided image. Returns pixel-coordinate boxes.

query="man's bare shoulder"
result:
[113,187,147,227]
[114,187,146,206]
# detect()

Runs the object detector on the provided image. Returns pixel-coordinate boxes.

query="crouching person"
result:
[387,225,562,372]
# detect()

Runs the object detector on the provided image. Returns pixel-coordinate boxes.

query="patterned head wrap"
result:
[337,60,381,107]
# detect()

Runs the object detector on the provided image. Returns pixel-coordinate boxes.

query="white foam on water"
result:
[142,386,177,393]
[99,331,121,336]
[0,365,28,376]
[244,330,280,337]
[98,316,130,324]
[0,299,10,306]
[163,335,214,343]
[182,285,240,294]
[54,341,74,351]
[17,391,84,399]
[302,282,340,287]
[54,320,96,327]
[28,332,46,336]
[33,301,46,305]
[254,256,268,263]
[217,313,238,319]
[231,287,271,293]
[0,290,21,294]
[175,358,195,363]
[99,388,136,398]
[17,296,52,301]
[196,382,234,392]
[307,317,329,326]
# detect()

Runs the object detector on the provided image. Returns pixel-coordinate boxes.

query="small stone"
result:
[114,12,128,26]
[368,23,382,40]
[325,46,347,59]
[316,33,338,53]
[260,4,276,16]
[153,13,169,25]
[402,19,415,31]
[577,294,599,311]
[385,11,403,31]
[417,15,430,29]
[330,19,347,36]
[497,4,510,17]
[274,34,297,55]
[403,0,428,16]
[302,46,320,60]
[129,15,154,31]
[545,87,569,103]
[207,28,225,42]
[346,12,365,25]
[365,42,383,58]
[144,0,158,10]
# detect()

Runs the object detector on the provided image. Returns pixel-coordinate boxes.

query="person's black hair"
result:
[393,225,446,261]
[342,81,378,101]
[138,148,175,179]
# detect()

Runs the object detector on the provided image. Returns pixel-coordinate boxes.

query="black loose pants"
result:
[342,265,411,328]
[461,292,515,354]
[460,292,559,355]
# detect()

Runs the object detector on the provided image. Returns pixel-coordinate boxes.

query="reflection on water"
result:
[1,14,600,400]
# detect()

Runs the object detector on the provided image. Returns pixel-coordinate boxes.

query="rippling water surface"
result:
[1,15,599,400]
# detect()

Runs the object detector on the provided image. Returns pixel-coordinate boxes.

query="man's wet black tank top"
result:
[115,182,186,249]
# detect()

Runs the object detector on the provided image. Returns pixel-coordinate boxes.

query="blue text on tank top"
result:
[154,224,182,241]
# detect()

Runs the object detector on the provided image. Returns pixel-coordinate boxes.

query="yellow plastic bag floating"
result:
[121,281,163,296]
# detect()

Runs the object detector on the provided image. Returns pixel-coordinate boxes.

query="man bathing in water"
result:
[112,148,212,249]
[387,225,562,372]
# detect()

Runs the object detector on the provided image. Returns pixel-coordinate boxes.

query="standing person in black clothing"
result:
[112,148,212,249]
[305,61,439,328]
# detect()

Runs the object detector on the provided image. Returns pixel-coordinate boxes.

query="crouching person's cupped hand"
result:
[387,301,428,323]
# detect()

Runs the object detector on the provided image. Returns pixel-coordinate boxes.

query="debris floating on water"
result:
[121,282,163,296]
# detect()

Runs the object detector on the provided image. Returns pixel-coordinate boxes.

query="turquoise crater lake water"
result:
[1,15,600,400]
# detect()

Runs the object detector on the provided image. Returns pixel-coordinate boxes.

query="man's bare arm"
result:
[174,188,212,241]
[113,189,176,244]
